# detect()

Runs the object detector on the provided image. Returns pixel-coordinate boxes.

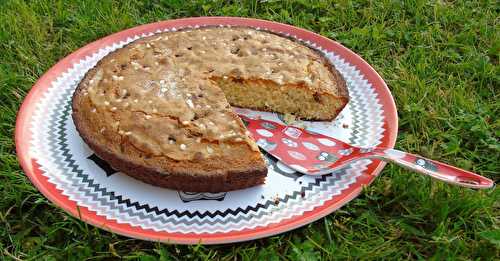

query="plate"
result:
[15,17,398,244]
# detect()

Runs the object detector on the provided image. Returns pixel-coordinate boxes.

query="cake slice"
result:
[72,26,348,192]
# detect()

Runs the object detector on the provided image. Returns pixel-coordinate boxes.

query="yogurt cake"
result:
[72,26,348,192]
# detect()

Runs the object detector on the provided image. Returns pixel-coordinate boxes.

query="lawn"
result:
[0,0,499,260]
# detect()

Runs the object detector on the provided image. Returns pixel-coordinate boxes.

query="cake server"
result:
[238,115,494,189]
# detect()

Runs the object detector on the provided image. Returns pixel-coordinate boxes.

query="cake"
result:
[72,26,348,192]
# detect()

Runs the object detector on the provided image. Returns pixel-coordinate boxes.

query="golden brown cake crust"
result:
[72,111,266,192]
[72,71,267,192]
[72,26,348,192]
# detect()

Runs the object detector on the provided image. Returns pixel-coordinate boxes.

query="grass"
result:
[0,0,498,260]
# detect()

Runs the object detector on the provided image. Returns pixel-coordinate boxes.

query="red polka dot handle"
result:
[239,115,494,189]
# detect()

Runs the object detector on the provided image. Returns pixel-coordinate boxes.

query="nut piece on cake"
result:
[71,27,348,192]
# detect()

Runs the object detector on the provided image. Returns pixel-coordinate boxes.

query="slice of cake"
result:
[72,26,348,192]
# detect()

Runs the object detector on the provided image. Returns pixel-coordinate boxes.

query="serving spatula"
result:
[239,115,494,189]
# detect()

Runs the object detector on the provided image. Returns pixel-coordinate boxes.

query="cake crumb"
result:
[131,61,141,69]
[206,146,214,154]
[103,101,110,106]
[304,76,312,84]
[112,75,124,81]
[342,123,349,129]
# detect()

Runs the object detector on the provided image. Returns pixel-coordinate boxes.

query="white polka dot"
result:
[317,138,336,146]
[338,148,353,156]
[288,151,306,161]
[302,142,319,151]
[256,138,277,151]
[416,159,426,166]
[282,138,298,147]
[256,129,273,137]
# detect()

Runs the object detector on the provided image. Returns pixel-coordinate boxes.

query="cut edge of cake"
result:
[210,26,349,121]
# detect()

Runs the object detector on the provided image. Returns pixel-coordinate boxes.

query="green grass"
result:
[1,0,499,260]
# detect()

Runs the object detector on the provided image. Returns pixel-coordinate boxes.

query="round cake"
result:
[72,26,348,192]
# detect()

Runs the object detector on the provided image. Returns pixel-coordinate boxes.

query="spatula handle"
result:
[371,148,494,189]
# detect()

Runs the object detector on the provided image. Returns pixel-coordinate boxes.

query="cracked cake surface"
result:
[72,26,348,192]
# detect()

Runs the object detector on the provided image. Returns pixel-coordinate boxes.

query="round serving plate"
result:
[15,17,398,244]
